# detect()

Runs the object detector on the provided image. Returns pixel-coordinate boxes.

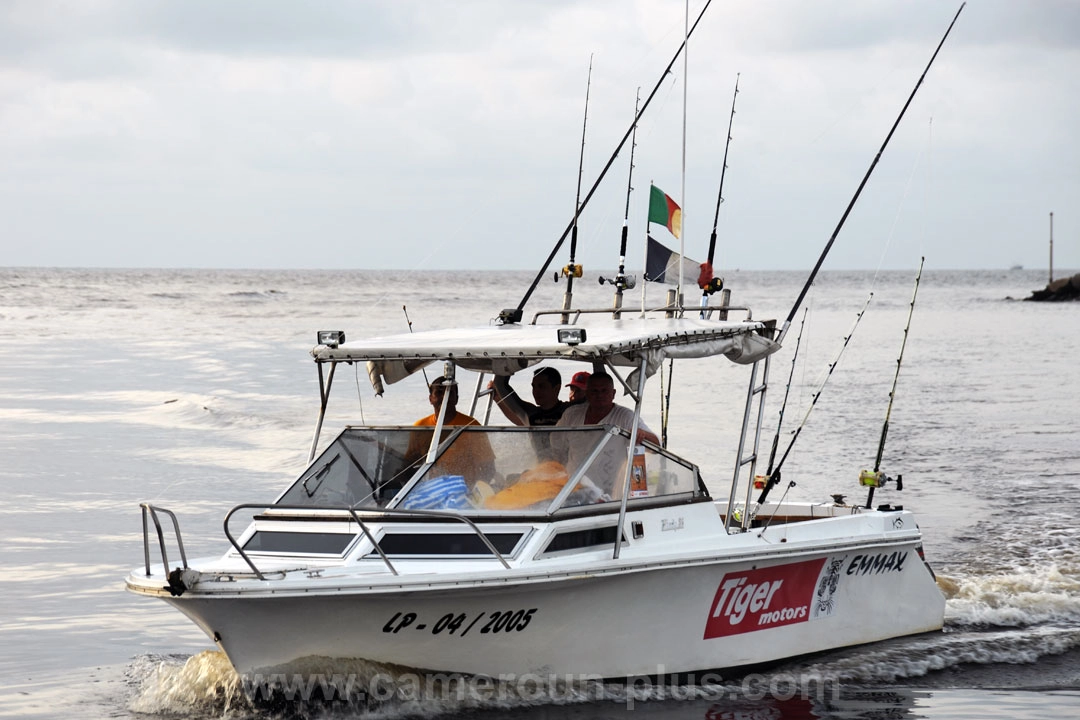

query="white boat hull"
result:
[150,536,943,679]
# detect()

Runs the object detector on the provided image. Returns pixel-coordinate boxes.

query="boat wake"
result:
[780,625,1080,685]
[941,565,1080,628]
[124,623,1080,719]
[123,650,848,718]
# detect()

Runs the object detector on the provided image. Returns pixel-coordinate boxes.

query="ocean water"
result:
[1,266,1079,719]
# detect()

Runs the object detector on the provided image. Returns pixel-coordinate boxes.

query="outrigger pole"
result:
[507,0,715,322]
[701,73,739,302]
[560,55,594,323]
[776,3,965,346]
[864,256,924,508]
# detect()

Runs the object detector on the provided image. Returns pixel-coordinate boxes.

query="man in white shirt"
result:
[553,373,659,494]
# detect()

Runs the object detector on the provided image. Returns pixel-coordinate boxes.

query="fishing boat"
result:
[126,2,962,688]
[128,300,944,681]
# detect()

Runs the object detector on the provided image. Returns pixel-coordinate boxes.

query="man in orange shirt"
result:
[409,376,496,486]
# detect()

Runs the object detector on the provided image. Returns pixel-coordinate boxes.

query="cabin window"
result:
[243,531,356,555]
[374,532,524,557]
[541,525,622,554]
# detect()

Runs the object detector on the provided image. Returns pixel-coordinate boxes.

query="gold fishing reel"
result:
[555,263,583,282]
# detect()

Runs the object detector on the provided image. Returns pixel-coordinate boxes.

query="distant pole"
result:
[1049,211,1054,284]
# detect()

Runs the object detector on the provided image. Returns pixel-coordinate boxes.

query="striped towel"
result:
[400,475,471,510]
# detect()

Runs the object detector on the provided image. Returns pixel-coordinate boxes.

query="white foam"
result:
[127,651,249,716]
[941,567,1080,627]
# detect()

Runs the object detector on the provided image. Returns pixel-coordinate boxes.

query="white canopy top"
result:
[312,315,781,394]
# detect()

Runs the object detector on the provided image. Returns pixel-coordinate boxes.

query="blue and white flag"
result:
[644,236,700,285]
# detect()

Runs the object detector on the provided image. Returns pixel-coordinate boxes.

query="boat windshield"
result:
[275,426,702,513]
[276,427,434,508]
[394,425,702,513]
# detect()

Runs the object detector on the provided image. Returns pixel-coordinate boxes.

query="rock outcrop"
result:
[1027,272,1080,301]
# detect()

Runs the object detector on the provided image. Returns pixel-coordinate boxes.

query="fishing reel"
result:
[554,264,583,282]
[753,470,795,504]
[696,261,724,295]
[700,276,724,295]
[858,469,903,491]
[598,273,637,291]
[496,308,523,325]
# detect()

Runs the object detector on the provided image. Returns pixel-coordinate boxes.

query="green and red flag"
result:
[648,184,681,239]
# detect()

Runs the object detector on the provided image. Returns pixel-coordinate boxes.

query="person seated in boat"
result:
[551,372,659,497]
[405,376,496,488]
[565,370,590,405]
[489,366,572,428]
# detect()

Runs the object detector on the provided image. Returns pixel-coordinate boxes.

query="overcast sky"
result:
[2,0,1078,272]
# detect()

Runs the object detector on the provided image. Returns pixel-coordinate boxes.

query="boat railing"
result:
[531,304,753,324]
[223,503,513,581]
[141,503,189,577]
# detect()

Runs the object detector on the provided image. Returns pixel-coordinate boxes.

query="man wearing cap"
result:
[490,367,571,428]
[565,371,590,404]
[552,372,659,496]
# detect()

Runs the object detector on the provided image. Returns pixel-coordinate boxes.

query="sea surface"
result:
[1,266,1079,719]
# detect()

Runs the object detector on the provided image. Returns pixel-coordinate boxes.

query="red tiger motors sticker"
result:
[704,557,840,639]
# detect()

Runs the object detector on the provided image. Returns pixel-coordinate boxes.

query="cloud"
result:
[1,0,1078,271]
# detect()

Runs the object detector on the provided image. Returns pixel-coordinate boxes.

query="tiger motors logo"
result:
[703,558,839,639]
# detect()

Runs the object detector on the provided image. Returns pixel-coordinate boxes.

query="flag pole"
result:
[678,0,689,307]
[640,180,653,315]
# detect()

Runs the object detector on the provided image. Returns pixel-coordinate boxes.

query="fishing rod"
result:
[776,3,964,346]
[559,54,594,323]
[505,0,715,323]
[599,87,642,314]
[660,359,674,449]
[700,73,739,301]
[402,305,430,386]
[757,292,874,504]
[863,257,924,508]
[764,306,808,478]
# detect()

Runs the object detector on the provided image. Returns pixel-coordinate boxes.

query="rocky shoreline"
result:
[1026,272,1080,301]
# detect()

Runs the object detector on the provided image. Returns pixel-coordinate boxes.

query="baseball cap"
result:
[566,371,591,390]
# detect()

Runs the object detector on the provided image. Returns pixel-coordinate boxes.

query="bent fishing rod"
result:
[701,72,739,301]
[506,0,715,322]
[757,292,874,504]
[863,256,925,508]
[559,54,593,322]
[776,3,964,346]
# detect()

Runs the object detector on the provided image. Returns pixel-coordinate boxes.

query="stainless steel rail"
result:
[141,503,189,576]
[222,503,513,581]
[531,304,753,325]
